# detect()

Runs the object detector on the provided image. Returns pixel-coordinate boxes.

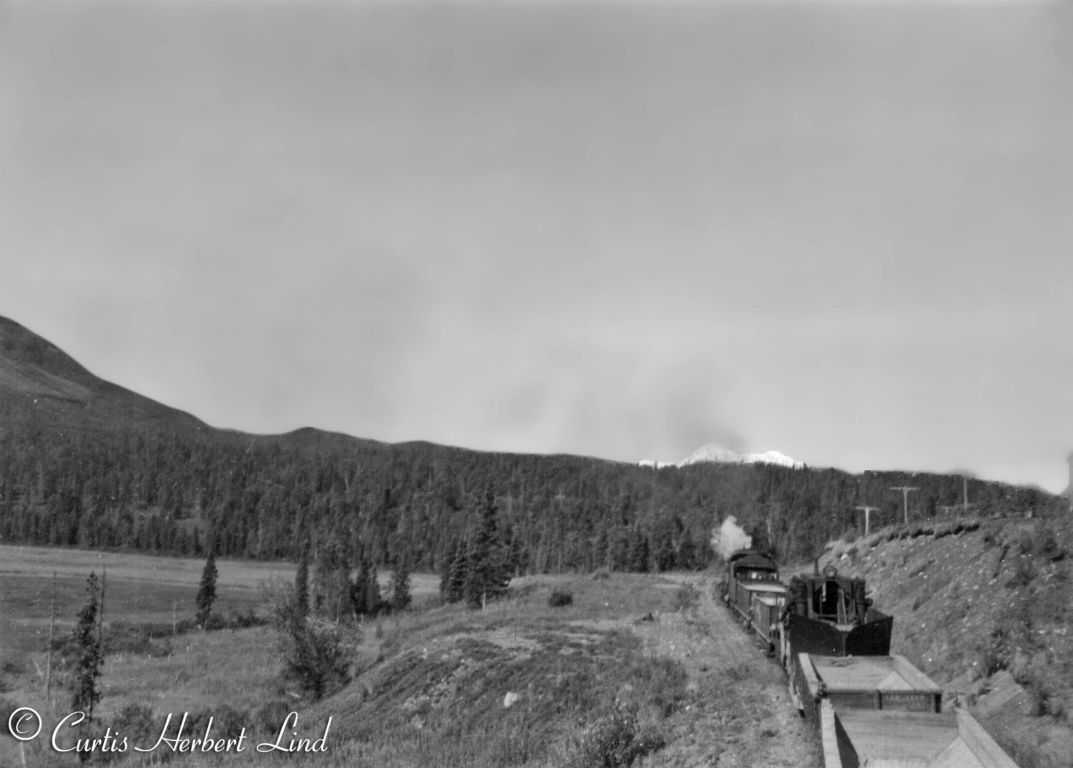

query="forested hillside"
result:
[0,314,1061,575]
[0,420,1058,573]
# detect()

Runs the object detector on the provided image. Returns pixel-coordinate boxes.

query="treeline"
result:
[0,422,1060,573]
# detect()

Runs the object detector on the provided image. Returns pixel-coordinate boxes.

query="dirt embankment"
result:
[820,517,1073,768]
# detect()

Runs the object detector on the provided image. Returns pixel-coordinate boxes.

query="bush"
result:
[0,697,17,729]
[108,704,158,755]
[1006,556,1036,589]
[569,705,664,768]
[672,585,698,612]
[188,705,248,740]
[1021,524,1066,562]
[278,614,352,701]
[979,627,1012,675]
[251,700,293,736]
[549,590,574,608]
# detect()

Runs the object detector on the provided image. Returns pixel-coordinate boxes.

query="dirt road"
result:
[631,573,820,768]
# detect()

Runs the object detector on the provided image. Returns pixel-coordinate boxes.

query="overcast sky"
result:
[2,0,1071,493]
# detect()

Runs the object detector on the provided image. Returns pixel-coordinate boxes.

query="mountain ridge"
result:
[0,314,209,432]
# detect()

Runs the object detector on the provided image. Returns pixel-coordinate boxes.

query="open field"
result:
[0,544,441,657]
[0,544,290,657]
[0,546,816,768]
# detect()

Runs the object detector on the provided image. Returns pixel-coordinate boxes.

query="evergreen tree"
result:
[195,550,217,628]
[390,557,412,612]
[351,557,370,617]
[677,528,697,571]
[442,541,467,604]
[364,559,383,617]
[629,529,650,573]
[274,598,350,703]
[654,529,677,572]
[464,490,510,608]
[72,573,103,727]
[311,540,352,622]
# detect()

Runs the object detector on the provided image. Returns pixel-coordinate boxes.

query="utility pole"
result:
[98,567,107,653]
[855,506,879,537]
[45,571,55,702]
[890,487,919,526]
[1067,452,1073,514]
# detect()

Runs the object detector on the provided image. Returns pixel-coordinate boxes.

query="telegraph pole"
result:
[855,505,879,537]
[890,486,918,525]
[1067,452,1073,514]
[45,571,55,702]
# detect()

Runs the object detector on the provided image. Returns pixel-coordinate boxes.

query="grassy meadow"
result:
[0,545,810,768]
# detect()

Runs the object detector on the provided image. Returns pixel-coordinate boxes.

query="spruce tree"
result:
[351,557,372,617]
[195,549,217,628]
[364,560,382,617]
[442,541,467,604]
[311,541,352,622]
[630,529,650,573]
[390,557,412,612]
[72,573,103,723]
[677,528,697,571]
[464,490,509,608]
[654,529,677,572]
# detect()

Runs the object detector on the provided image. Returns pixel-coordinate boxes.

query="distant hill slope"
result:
[0,314,1061,581]
[820,514,1073,768]
[0,315,208,431]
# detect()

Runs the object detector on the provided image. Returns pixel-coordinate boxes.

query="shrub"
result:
[0,697,17,729]
[109,704,158,754]
[251,700,293,736]
[979,627,1012,675]
[275,591,353,701]
[1006,556,1036,589]
[188,705,248,740]
[569,705,664,768]
[672,585,698,612]
[549,590,574,608]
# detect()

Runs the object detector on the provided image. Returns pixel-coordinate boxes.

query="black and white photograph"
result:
[1,0,1072,766]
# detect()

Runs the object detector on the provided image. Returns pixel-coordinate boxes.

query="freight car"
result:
[721,548,1021,767]
[723,550,787,654]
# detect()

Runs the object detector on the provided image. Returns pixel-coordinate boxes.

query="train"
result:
[723,550,893,667]
[722,548,1020,768]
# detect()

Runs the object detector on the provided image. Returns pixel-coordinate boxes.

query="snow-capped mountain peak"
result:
[677,442,804,469]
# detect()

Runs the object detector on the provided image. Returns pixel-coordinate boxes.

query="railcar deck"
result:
[820,706,1020,768]
[803,654,1020,768]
